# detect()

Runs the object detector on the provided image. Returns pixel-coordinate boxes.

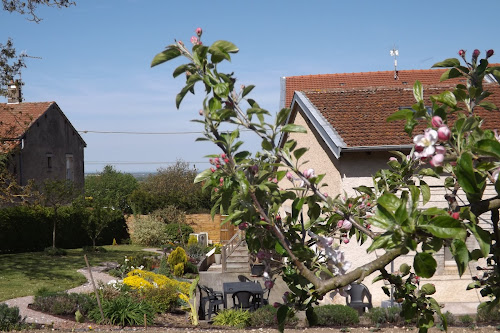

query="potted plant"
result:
[214,243,222,264]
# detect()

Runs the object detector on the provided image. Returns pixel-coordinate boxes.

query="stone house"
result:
[278,67,500,309]
[0,84,86,189]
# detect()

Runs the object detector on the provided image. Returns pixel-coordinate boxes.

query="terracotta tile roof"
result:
[302,83,500,148]
[284,66,500,108]
[0,102,53,153]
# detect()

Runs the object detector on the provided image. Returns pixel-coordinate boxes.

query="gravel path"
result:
[1,262,117,326]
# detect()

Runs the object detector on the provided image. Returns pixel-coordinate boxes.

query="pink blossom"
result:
[324,192,328,197]
[238,222,248,230]
[209,158,214,164]
[450,211,460,219]
[273,302,281,308]
[221,153,226,159]
[190,36,199,45]
[224,158,229,163]
[337,220,344,228]
[472,49,480,59]
[389,157,397,162]
[413,128,438,159]
[210,167,215,173]
[195,27,203,37]
[342,220,352,230]
[303,168,315,179]
[487,49,494,59]
[431,116,443,128]
[214,188,218,192]
[342,237,349,244]
[264,280,274,289]
[214,157,220,165]
[458,49,465,57]
[437,125,451,141]
[199,109,204,116]
[286,171,293,181]
[435,145,446,155]
[430,153,445,167]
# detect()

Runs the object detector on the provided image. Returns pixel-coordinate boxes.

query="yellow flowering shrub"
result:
[123,269,190,294]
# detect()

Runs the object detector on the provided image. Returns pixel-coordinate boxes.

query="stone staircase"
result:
[207,242,250,273]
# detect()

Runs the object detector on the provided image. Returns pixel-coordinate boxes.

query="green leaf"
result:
[281,124,307,133]
[209,97,222,113]
[261,139,273,151]
[422,216,467,240]
[277,305,290,333]
[440,68,463,81]
[214,83,229,98]
[377,192,401,212]
[367,233,394,252]
[414,252,437,278]
[450,239,469,276]
[467,223,491,257]
[455,152,481,201]
[293,147,308,160]
[387,108,413,122]
[194,168,213,183]
[476,139,500,159]
[172,64,191,78]
[209,40,239,63]
[432,58,460,68]
[176,82,195,109]
[276,108,291,127]
[479,101,499,111]
[431,91,457,108]
[151,46,181,67]
[242,85,255,97]
[305,306,318,327]
[420,180,431,205]
[413,81,423,103]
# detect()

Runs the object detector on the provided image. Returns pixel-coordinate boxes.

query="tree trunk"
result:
[52,207,58,249]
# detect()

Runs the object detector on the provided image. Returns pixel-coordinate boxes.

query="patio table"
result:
[222,281,264,309]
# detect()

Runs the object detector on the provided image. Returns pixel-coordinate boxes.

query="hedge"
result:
[0,205,128,253]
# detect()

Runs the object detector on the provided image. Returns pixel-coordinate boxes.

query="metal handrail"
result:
[221,230,245,272]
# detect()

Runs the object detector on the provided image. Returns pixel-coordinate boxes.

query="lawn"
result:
[0,244,152,301]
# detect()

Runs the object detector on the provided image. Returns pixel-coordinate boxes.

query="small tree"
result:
[39,179,77,249]
[152,29,500,332]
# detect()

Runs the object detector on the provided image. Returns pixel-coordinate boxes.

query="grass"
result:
[0,244,152,301]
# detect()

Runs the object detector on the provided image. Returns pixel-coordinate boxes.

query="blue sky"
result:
[1,0,499,173]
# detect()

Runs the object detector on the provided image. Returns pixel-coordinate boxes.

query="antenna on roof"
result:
[390,47,399,80]
[18,51,42,82]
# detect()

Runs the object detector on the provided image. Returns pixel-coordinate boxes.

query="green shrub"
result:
[130,216,169,246]
[459,314,474,325]
[185,261,198,274]
[187,235,198,246]
[173,262,185,276]
[440,311,456,326]
[167,247,188,270]
[141,284,180,313]
[185,243,208,262]
[312,304,359,326]
[164,223,194,244]
[213,309,251,328]
[0,303,25,331]
[158,255,169,276]
[88,296,154,326]
[477,303,500,322]
[43,246,67,256]
[152,206,186,225]
[368,306,402,325]
[31,292,96,316]
[82,246,107,253]
[250,305,298,327]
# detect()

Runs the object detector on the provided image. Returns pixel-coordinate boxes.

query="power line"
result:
[85,161,210,165]
[78,129,253,135]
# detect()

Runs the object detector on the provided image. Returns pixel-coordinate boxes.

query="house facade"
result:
[278,68,500,309]
[0,88,86,189]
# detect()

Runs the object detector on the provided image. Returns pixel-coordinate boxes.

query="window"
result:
[66,154,74,180]
[46,153,53,170]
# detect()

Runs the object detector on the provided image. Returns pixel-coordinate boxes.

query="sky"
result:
[1,0,499,173]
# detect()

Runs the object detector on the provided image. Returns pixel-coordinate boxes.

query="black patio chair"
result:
[198,285,224,320]
[238,275,254,283]
[346,283,373,315]
[232,291,257,311]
